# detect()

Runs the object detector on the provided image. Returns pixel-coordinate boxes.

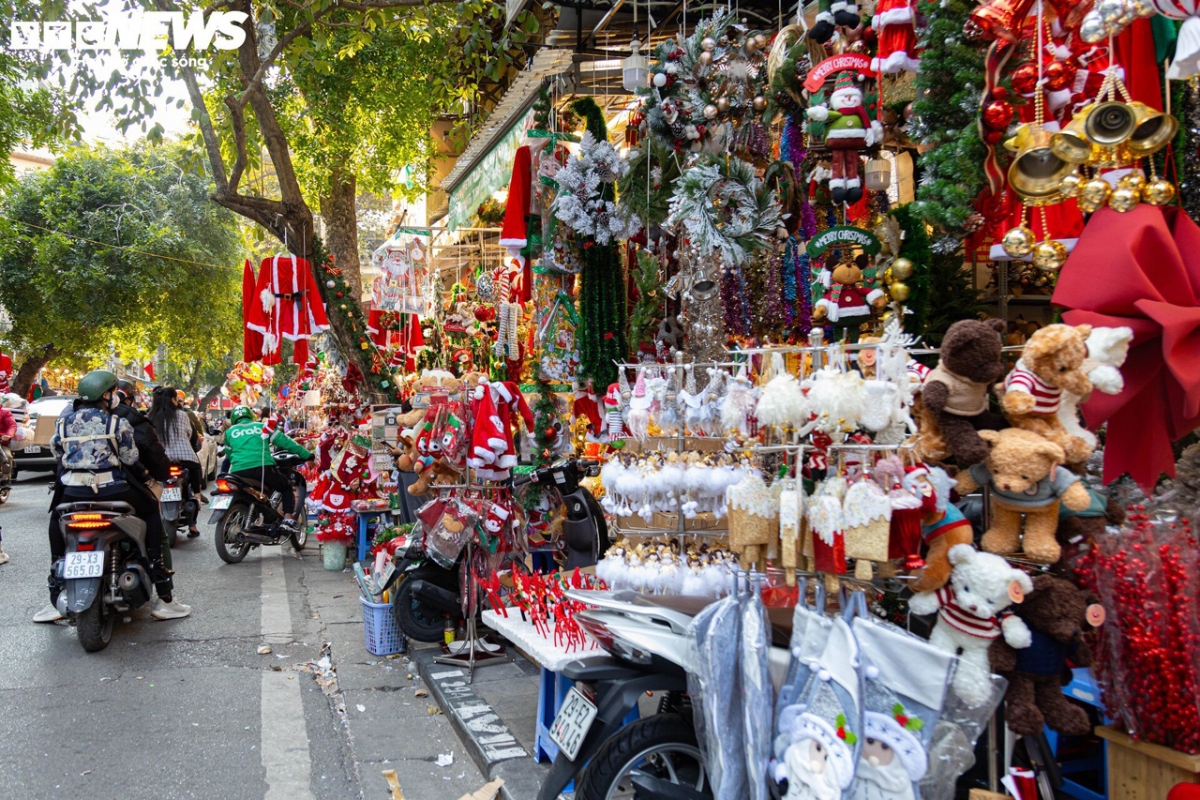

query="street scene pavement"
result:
[0,472,492,800]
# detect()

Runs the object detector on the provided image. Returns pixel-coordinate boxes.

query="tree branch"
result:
[223,94,250,194]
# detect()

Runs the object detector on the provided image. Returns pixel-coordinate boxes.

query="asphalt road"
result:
[0,471,362,800]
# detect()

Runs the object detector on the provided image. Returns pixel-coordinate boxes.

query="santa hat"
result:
[833,71,859,95]
[468,387,507,468]
[603,383,621,408]
[863,711,928,781]
[498,145,532,266]
[900,465,929,495]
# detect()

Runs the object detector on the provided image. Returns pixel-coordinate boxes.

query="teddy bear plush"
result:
[956,428,1092,564]
[988,574,1099,736]
[920,318,1008,466]
[1000,324,1095,464]
[812,254,887,343]
[909,544,1034,707]
[1056,488,1125,578]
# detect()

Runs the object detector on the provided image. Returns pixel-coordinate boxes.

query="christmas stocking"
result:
[808,477,848,574]
[774,618,864,799]
[851,616,956,800]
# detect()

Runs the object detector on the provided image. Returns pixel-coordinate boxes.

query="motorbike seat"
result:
[58,501,136,515]
[221,472,264,491]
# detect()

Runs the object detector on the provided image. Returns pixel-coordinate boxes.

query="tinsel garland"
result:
[800,200,817,241]
[579,242,627,390]
[794,250,813,336]
[721,265,752,337]
[1176,80,1200,222]
[763,247,785,333]
[909,0,989,236]
[783,237,798,327]
[781,117,806,171]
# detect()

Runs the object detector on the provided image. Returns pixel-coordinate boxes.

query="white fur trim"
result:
[817,297,839,323]
[487,436,509,453]
[845,177,862,187]
[807,105,830,123]
[473,444,497,464]
[828,178,846,189]
[260,288,275,313]
[826,127,869,139]
[490,504,510,520]
[873,6,913,26]
[497,237,527,248]
[816,10,835,23]
[497,454,518,468]
[492,382,513,403]
[863,712,928,781]
[874,51,921,74]
[866,288,884,303]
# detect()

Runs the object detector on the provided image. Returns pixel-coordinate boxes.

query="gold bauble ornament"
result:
[752,95,767,112]
[744,37,759,54]
[698,50,713,66]
[889,281,911,301]
[754,33,767,49]
[701,36,717,51]
[1108,186,1139,213]
[1031,240,1067,272]
[716,97,730,113]
[1119,173,1146,194]
[1076,178,1112,213]
[890,257,914,280]
[1142,179,1176,206]
[1060,172,1082,198]
[1001,225,1036,258]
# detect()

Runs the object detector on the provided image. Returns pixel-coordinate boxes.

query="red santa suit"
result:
[815,279,885,323]
[872,0,920,74]
[246,254,331,362]
[0,350,13,394]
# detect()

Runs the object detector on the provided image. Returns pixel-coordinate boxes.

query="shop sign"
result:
[806,225,881,258]
[447,108,534,231]
[804,54,876,92]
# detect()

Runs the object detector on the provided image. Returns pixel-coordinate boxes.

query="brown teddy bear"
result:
[919,318,1008,466]
[956,428,1092,564]
[1055,487,1125,579]
[812,254,887,343]
[999,324,1094,464]
[988,574,1099,737]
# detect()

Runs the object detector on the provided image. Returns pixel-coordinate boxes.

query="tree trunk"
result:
[12,344,57,399]
[198,384,223,415]
[321,167,362,301]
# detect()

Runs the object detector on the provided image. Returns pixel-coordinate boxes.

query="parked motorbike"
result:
[389,458,607,643]
[537,590,706,800]
[160,463,199,547]
[54,501,155,652]
[209,451,310,563]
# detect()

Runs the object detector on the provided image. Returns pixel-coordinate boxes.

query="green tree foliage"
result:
[0,145,243,390]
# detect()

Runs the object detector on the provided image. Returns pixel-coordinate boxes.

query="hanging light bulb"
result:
[622,38,649,92]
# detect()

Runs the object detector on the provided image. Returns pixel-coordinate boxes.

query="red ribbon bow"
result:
[1053,206,1200,489]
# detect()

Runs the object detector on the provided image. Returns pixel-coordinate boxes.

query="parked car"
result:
[13,395,78,475]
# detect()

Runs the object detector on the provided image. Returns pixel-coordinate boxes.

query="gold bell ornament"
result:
[1108,185,1140,212]
[1001,225,1037,258]
[1031,239,1068,272]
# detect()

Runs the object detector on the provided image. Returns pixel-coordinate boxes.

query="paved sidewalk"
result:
[302,555,491,800]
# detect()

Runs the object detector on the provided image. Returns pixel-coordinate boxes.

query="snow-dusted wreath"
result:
[667,155,783,266]
[551,131,639,245]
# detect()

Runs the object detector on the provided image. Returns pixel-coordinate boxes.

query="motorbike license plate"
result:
[161,487,182,502]
[549,686,598,761]
[63,551,104,579]
[23,445,40,454]
[210,495,232,510]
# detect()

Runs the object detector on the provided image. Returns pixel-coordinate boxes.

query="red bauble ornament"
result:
[1011,63,1038,95]
[336,292,343,298]
[985,129,1006,144]
[982,99,1014,130]
[1044,61,1073,91]
[992,86,1008,100]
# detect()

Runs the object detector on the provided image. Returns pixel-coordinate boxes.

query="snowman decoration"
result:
[806,72,883,206]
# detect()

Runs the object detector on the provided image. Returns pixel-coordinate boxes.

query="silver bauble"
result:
[1079,12,1108,43]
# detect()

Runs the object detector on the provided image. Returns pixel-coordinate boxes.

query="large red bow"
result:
[1053,206,1200,490]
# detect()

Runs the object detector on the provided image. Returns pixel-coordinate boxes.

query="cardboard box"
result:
[31,416,57,447]
[968,791,1012,800]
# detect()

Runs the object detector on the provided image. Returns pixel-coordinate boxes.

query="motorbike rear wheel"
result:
[393,572,451,643]
[77,599,114,652]
[575,713,708,800]
[290,525,307,553]
[215,504,252,564]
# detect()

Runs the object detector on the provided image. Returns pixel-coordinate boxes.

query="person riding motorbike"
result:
[149,386,204,538]
[0,401,15,488]
[179,393,211,502]
[34,370,190,623]
[224,405,312,532]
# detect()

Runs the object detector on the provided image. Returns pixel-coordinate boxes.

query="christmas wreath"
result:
[667,155,783,266]
[550,131,638,245]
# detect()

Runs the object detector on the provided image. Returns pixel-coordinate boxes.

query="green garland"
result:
[888,204,932,336]
[570,98,628,390]
[629,250,663,351]
[533,80,552,131]
[909,0,989,236]
[530,381,559,468]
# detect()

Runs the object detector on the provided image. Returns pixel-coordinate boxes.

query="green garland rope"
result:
[572,97,628,390]
[888,204,932,336]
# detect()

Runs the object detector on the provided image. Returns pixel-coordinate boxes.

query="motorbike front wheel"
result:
[290,525,307,553]
[575,713,709,800]
[77,599,113,652]
[393,572,451,643]
[215,504,252,564]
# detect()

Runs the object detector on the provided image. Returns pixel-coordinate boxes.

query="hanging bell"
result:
[1083,101,1137,146]
[1051,110,1097,164]
[1005,125,1074,204]
[688,263,720,301]
[1126,101,1178,157]
[969,0,1037,42]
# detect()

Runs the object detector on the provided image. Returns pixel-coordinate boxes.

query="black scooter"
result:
[390,458,608,643]
[160,462,200,547]
[208,451,311,563]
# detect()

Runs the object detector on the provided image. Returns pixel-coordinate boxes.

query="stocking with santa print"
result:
[773,618,864,800]
[849,616,955,800]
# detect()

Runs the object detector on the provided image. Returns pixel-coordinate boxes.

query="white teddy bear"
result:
[909,544,1034,707]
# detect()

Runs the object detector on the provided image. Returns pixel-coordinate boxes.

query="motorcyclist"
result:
[149,386,204,538]
[224,405,311,531]
[0,400,15,490]
[33,370,190,623]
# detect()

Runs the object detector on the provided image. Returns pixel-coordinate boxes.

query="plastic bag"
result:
[740,583,773,800]
[686,591,746,800]
[424,499,477,569]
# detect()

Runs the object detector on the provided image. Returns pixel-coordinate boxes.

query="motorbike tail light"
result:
[169,465,183,477]
[216,478,232,493]
[67,513,110,530]
[75,541,96,551]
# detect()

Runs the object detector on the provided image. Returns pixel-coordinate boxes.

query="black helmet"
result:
[116,379,136,402]
[78,370,118,403]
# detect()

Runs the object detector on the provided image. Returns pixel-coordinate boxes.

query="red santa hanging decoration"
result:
[246,254,331,364]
